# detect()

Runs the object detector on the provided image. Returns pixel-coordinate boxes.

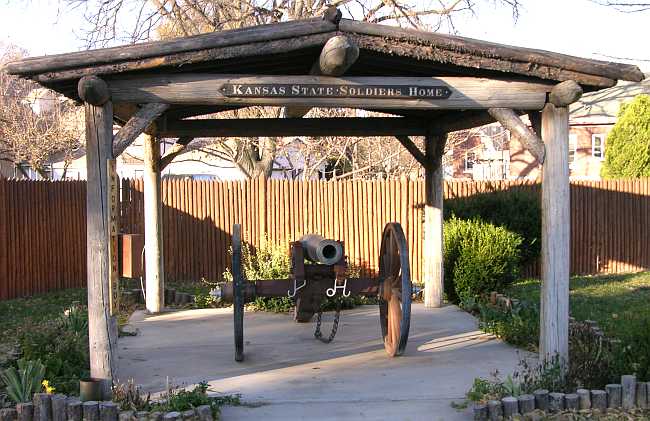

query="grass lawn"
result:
[0,288,87,344]
[507,271,650,342]
[492,271,650,384]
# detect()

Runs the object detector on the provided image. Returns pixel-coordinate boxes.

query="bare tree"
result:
[60,0,522,179]
[66,0,523,47]
[0,43,84,179]
[589,1,650,12]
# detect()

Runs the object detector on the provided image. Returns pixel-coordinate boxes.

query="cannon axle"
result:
[222,223,412,362]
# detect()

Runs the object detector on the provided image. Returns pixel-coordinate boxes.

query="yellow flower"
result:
[42,380,56,394]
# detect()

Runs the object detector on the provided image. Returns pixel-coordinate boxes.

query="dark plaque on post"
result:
[221,83,452,99]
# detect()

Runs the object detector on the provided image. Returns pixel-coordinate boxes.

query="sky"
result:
[0,0,648,72]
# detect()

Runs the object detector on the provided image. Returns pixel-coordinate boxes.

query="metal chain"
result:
[314,298,342,344]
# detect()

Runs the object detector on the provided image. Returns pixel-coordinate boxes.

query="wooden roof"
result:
[4,10,644,104]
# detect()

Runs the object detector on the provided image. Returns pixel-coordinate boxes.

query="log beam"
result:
[395,135,425,165]
[159,137,195,170]
[143,134,164,314]
[283,35,360,118]
[539,101,570,371]
[107,74,553,110]
[84,98,116,399]
[78,76,110,106]
[113,103,170,158]
[488,108,546,163]
[423,133,447,308]
[549,80,583,107]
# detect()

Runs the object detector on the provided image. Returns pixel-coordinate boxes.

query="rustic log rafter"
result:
[549,80,584,107]
[282,34,360,118]
[395,130,447,171]
[112,103,171,158]
[6,12,642,89]
[395,135,425,166]
[488,107,546,164]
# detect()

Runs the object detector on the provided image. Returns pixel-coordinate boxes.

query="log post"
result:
[539,100,570,369]
[423,133,446,308]
[144,133,165,313]
[82,74,117,398]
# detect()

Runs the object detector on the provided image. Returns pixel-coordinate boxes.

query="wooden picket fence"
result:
[0,179,86,300]
[1,177,650,300]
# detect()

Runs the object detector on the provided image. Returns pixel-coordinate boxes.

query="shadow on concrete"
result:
[117,304,522,403]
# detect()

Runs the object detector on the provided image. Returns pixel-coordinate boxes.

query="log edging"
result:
[473,376,649,419]
[473,291,649,419]
[0,396,214,421]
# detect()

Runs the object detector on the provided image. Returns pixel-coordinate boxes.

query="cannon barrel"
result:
[300,234,343,265]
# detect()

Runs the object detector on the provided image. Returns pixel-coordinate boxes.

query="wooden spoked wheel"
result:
[378,222,412,357]
[232,224,245,362]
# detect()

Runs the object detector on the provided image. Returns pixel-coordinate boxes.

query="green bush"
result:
[443,217,478,303]
[0,359,46,404]
[152,381,240,419]
[223,236,291,282]
[223,237,375,314]
[601,94,650,179]
[223,237,292,312]
[444,218,522,301]
[16,304,90,395]
[445,188,540,266]
[475,300,539,349]
[469,295,641,390]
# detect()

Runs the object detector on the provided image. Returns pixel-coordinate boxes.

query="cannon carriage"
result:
[217,222,413,362]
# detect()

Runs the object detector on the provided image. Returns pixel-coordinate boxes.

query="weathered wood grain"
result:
[394,136,425,165]
[85,101,117,398]
[349,33,619,88]
[339,19,644,83]
[31,34,334,84]
[107,74,552,109]
[540,102,570,369]
[78,76,110,106]
[549,80,583,107]
[144,134,165,314]
[4,18,337,75]
[113,103,170,157]
[423,133,446,308]
[284,35,360,118]
[488,108,546,163]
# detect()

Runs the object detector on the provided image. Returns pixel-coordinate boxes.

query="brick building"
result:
[446,77,650,180]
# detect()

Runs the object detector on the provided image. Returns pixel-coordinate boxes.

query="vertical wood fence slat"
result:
[2,177,650,300]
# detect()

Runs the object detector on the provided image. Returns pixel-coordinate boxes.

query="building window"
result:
[592,133,605,160]
[569,134,578,169]
[464,151,476,172]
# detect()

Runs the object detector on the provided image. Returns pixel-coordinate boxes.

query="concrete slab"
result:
[117,304,522,420]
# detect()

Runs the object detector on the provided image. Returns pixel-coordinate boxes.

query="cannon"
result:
[216,222,412,362]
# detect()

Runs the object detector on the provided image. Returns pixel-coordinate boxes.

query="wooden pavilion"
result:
[4,7,644,398]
